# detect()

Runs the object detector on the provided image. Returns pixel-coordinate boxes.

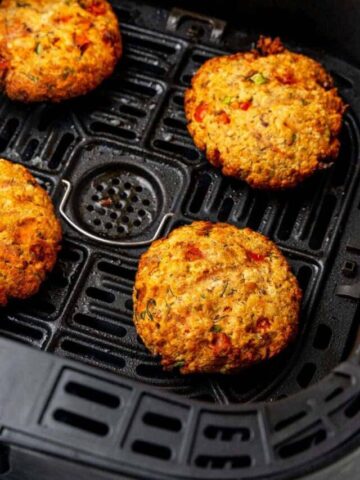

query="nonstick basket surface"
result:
[0,1,360,479]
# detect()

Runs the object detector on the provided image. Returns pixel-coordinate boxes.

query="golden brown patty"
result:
[0,159,62,306]
[0,0,121,102]
[133,221,302,374]
[185,37,346,189]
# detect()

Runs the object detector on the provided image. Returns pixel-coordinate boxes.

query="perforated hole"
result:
[153,139,200,161]
[65,382,120,408]
[247,193,268,230]
[204,425,250,441]
[0,118,19,151]
[23,138,39,161]
[278,428,326,458]
[119,104,147,118]
[0,318,44,341]
[297,363,316,388]
[91,121,137,140]
[189,173,211,213]
[97,261,136,281]
[60,340,126,370]
[78,167,160,239]
[297,265,313,292]
[274,411,307,431]
[73,313,126,338]
[132,440,171,460]
[53,409,109,436]
[49,133,74,169]
[309,194,337,250]
[313,324,332,350]
[86,287,115,304]
[143,412,182,432]
[331,124,353,187]
[278,196,303,240]
[325,387,343,402]
[218,197,234,221]
[195,455,252,469]
[136,363,178,380]
[345,394,360,418]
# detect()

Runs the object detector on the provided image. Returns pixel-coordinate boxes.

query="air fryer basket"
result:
[0,1,359,479]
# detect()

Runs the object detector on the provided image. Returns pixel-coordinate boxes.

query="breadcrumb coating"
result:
[133,221,301,374]
[185,37,346,189]
[0,158,62,305]
[0,0,121,102]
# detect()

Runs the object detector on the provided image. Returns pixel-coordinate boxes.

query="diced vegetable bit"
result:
[277,71,296,85]
[239,100,252,110]
[246,250,265,261]
[0,56,8,70]
[173,360,185,368]
[211,332,232,354]
[211,325,222,333]
[256,316,271,331]
[184,244,204,261]
[74,32,91,55]
[194,102,208,122]
[250,72,268,85]
[217,111,231,124]
[222,96,233,105]
[85,1,107,15]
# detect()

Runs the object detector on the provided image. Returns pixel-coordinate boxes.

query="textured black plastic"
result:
[0,1,359,479]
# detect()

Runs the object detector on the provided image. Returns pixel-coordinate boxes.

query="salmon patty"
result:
[0,159,62,305]
[133,221,302,374]
[185,37,346,189]
[0,0,121,102]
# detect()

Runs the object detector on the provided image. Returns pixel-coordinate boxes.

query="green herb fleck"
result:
[34,42,42,55]
[146,298,156,321]
[220,280,229,297]
[250,72,268,85]
[300,98,310,106]
[287,133,297,146]
[25,73,38,82]
[167,286,176,298]
[173,360,185,368]
[211,325,222,333]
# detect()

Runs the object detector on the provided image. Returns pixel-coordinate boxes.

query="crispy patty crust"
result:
[0,0,121,102]
[0,159,62,305]
[185,37,346,189]
[133,221,302,374]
